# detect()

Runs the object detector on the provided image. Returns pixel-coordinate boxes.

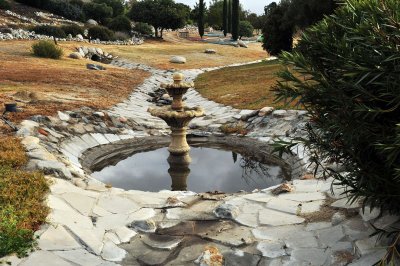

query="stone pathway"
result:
[2,59,397,266]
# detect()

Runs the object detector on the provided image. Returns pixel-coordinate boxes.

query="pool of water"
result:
[92,146,286,193]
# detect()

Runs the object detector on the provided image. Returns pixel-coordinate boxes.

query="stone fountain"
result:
[148,73,204,155]
[148,73,204,190]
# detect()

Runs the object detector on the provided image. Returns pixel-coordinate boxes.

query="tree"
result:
[238,20,253,39]
[274,0,400,217]
[129,0,188,38]
[93,0,124,17]
[227,0,232,33]
[207,0,224,29]
[262,1,293,55]
[223,0,228,36]
[198,0,205,38]
[83,2,113,24]
[231,0,239,40]
[107,15,132,33]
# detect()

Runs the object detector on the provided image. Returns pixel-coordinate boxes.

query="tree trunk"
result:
[227,0,232,33]
[154,27,159,38]
[223,0,228,36]
[160,28,164,38]
[231,0,239,40]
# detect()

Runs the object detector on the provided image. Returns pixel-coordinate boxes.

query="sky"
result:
[175,0,274,15]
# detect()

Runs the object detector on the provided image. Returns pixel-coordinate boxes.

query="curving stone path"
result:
[2,58,398,266]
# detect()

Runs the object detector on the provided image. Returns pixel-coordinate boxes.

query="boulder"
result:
[87,19,98,26]
[237,40,248,48]
[95,48,103,55]
[258,107,275,116]
[76,34,84,41]
[69,52,83,59]
[170,56,186,64]
[205,49,217,54]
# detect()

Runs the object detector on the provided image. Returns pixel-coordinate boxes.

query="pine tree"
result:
[227,0,232,33]
[223,0,228,36]
[231,0,239,40]
[198,0,205,38]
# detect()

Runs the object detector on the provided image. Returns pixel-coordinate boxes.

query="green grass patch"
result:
[195,60,298,110]
[0,137,49,257]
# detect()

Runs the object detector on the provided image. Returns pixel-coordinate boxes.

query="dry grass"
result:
[300,197,337,223]
[0,40,149,125]
[195,60,294,110]
[95,33,267,70]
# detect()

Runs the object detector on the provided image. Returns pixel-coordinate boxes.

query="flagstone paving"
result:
[2,58,398,266]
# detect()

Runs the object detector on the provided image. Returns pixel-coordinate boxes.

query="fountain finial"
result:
[173,73,184,84]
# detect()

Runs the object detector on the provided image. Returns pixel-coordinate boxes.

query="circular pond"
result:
[90,140,290,193]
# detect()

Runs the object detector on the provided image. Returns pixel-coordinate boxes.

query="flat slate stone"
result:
[101,241,127,262]
[278,192,326,202]
[290,248,330,266]
[20,251,73,266]
[259,209,305,226]
[223,250,261,266]
[252,225,304,241]
[141,234,183,250]
[257,241,287,258]
[97,194,140,214]
[38,225,82,251]
[61,192,97,216]
[331,198,361,209]
[54,249,106,266]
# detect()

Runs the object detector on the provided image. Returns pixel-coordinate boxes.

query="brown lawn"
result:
[195,60,289,110]
[0,40,149,130]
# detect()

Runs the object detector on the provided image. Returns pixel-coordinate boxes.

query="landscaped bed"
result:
[0,136,49,257]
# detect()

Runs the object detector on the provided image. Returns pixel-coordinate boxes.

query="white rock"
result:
[38,225,82,251]
[97,194,140,214]
[331,198,361,210]
[58,111,70,121]
[101,241,127,262]
[258,107,275,116]
[113,227,137,243]
[237,40,248,48]
[19,251,72,266]
[61,192,97,216]
[69,52,82,59]
[54,249,106,266]
[170,56,186,64]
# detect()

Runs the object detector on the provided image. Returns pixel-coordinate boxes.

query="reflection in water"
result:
[168,153,191,191]
[92,147,285,193]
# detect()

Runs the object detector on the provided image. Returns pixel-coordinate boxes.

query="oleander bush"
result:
[107,15,132,33]
[88,25,114,41]
[32,40,63,59]
[32,25,66,38]
[61,24,84,36]
[274,0,400,215]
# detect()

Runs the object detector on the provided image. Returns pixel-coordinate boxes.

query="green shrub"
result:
[133,22,153,36]
[32,40,63,59]
[274,0,400,214]
[88,25,114,41]
[107,15,132,33]
[32,25,66,38]
[238,21,254,38]
[83,2,113,24]
[114,31,130,40]
[61,24,84,36]
[0,0,11,10]
[45,0,85,21]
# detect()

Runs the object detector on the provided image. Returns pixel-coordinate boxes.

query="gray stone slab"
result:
[20,251,73,266]
[54,249,106,266]
[259,209,305,226]
[38,225,82,251]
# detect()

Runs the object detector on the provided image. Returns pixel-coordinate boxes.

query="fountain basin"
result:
[81,136,304,193]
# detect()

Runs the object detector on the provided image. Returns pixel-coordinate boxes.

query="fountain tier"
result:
[148,73,204,155]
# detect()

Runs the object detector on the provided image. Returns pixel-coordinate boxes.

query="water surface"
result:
[92,146,284,193]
